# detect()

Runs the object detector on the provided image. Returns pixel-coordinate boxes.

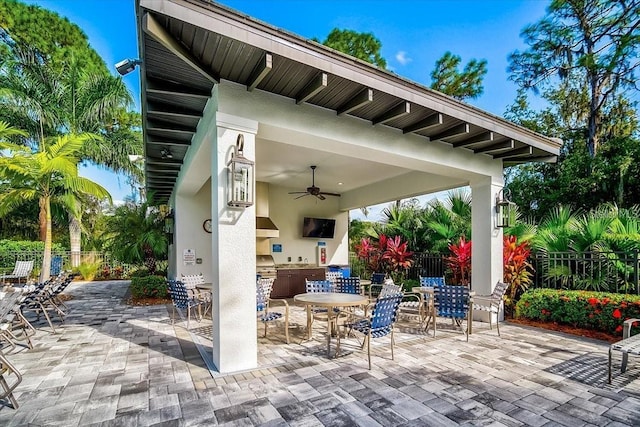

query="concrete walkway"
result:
[0,280,639,426]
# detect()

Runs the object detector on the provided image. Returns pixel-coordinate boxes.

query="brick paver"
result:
[0,280,639,426]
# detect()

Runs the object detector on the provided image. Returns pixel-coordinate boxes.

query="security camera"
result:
[115,58,141,76]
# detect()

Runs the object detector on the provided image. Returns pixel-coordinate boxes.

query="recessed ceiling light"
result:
[337,182,343,185]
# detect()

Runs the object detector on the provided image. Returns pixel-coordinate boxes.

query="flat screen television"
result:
[302,217,336,238]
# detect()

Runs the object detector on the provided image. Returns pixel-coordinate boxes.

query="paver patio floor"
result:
[0,280,639,426]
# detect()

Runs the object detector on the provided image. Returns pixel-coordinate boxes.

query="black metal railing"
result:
[348,252,444,280]
[349,250,640,295]
[530,251,640,295]
[0,250,138,279]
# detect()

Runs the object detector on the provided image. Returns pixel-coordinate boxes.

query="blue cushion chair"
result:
[339,293,404,369]
[432,285,471,341]
[168,280,203,329]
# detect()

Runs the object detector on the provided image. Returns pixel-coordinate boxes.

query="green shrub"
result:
[130,275,168,299]
[129,268,151,278]
[516,288,640,336]
[77,261,101,281]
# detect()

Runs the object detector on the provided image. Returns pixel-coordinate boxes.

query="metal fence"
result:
[0,250,138,279]
[530,251,640,295]
[349,250,640,295]
[349,252,445,280]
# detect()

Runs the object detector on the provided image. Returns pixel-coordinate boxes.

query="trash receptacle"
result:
[342,267,351,278]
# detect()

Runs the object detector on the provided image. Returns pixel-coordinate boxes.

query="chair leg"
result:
[608,348,612,384]
[172,306,176,325]
[367,333,372,370]
[38,303,56,334]
[284,309,290,345]
[622,352,628,373]
[390,329,395,361]
[496,310,501,337]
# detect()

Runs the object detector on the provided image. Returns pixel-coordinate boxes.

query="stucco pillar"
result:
[210,112,258,373]
[470,177,504,321]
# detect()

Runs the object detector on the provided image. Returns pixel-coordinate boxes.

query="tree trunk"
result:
[69,214,82,268]
[40,196,52,282]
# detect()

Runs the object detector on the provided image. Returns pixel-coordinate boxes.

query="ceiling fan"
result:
[288,165,341,200]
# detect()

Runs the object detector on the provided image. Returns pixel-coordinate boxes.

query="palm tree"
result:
[1,50,140,265]
[104,199,168,274]
[0,132,111,280]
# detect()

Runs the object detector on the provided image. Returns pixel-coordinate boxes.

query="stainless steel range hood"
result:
[256,216,279,238]
[256,182,280,238]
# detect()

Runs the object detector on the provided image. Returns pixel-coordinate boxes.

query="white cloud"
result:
[395,51,412,66]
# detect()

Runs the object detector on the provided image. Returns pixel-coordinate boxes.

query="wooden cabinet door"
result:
[272,271,292,298]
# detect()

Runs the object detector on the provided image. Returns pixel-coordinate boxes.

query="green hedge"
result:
[516,288,640,336]
[130,275,168,299]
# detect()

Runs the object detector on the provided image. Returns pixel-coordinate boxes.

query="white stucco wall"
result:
[267,184,349,267]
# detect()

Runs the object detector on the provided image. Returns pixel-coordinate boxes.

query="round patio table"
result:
[294,292,368,358]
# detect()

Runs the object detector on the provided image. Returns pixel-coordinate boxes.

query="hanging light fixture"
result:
[227,134,254,208]
[160,148,173,159]
[495,189,514,228]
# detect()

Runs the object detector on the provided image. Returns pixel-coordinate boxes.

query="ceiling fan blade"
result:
[320,192,341,197]
[295,193,310,199]
[316,194,326,200]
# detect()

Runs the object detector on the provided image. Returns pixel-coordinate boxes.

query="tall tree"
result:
[1,16,141,263]
[508,0,640,157]
[318,28,387,69]
[0,0,106,75]
[0,133,111,280]
[430,51,488,100]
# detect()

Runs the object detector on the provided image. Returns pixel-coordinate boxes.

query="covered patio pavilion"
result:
[135,0,561,373]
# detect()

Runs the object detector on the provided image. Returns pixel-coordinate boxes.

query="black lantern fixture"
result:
[495,189,514,228]
[163,208,175,240]
[227,134,254,208]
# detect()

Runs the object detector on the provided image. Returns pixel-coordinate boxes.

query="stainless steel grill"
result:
[256,255,277,279]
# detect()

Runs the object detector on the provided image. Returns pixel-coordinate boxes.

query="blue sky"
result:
[29,0,549,210]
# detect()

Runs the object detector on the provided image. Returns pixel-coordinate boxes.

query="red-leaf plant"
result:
[444,236,472,285]
[503,235,533,315]
[355,234,414,282]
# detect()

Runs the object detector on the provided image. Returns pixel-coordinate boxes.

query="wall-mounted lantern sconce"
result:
[495,189,514,228]
[227,134,254,208]
[163,208,175,240]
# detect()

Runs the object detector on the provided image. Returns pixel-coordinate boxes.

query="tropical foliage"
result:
[516,288,640,336]
[104,199,168,275]
[0,132,110,280]
[355,234,414,283]
[444,236,472,285]
[503,235,533,314]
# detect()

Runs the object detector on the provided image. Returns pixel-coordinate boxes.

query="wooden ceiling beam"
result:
[147,138,191,147]
[430,123,470,141]
[402,113,443,134]
[372,101,410,125]
[493,146,532,159]
[146,158,183,166]
[451,131,494,148]
[146,78,211,98]
[296,72,328,104]
[337,88,374,116]
[473,139,514,154]
[247,53,273,91]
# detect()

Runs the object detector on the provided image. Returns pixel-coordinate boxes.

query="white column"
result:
[210,111,258,373]
[470,177,504,321]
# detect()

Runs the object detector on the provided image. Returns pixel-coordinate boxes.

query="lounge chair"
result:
[0,260,34,285]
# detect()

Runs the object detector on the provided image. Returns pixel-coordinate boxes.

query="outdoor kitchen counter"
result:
[271,267,326,298]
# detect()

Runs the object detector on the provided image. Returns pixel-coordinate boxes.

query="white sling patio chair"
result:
[0,261,34,285]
